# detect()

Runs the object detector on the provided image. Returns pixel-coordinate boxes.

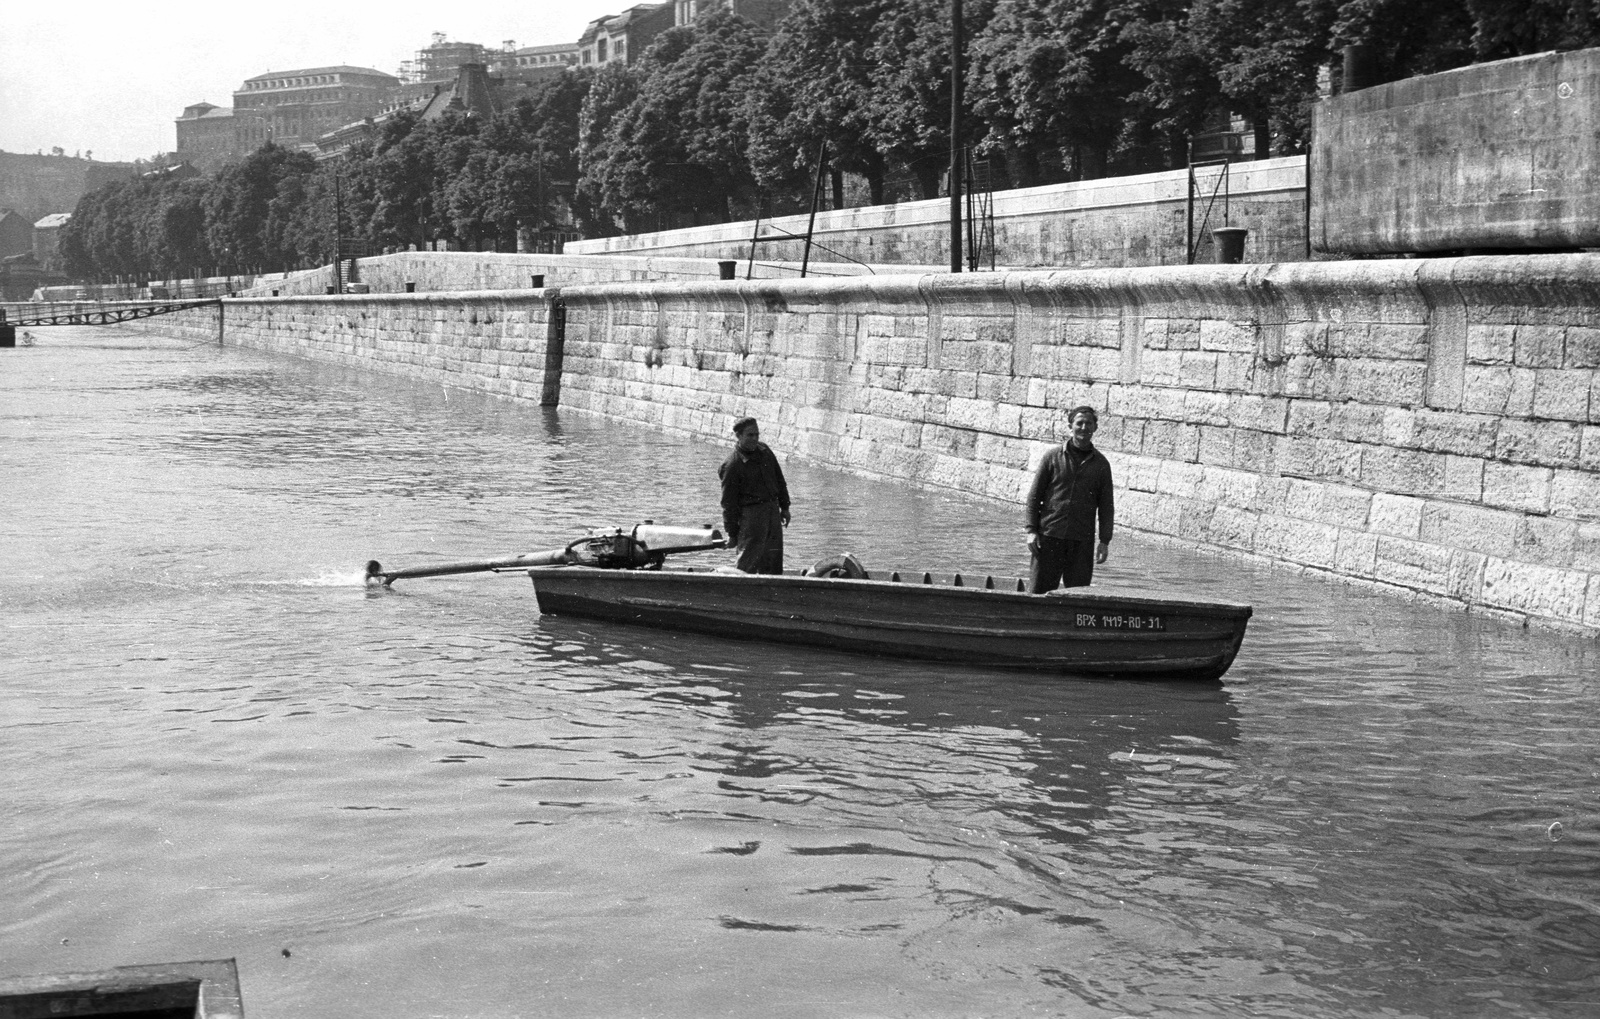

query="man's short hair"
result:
[1067,405,1098,424]
[733,416,758,435]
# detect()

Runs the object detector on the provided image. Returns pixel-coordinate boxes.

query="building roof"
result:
[179,103,234,120]
[243,65,398,83]
[34,213,72,229]
[514,42,580,56]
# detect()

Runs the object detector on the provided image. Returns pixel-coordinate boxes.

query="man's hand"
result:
[1095,541,1109,564]
[781,507,791,527]
[1025,531,1040,553]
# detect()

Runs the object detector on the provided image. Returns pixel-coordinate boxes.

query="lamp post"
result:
[949,0,963,273]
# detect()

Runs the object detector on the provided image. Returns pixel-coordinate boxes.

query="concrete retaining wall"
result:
[148,254,1600,632]
[568,156,1309,269]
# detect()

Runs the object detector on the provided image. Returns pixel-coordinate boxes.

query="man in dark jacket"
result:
[1024,405,1114,592]
[719,417,791,574]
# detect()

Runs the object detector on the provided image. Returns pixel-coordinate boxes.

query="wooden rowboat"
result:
[527,565,1251,681]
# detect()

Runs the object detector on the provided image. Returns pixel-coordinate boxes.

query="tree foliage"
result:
[61,0,1589,278]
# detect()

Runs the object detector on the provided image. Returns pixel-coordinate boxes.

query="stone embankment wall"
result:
[238,252,934,298]
[568,156,1309,269]
[145,255,1600,632]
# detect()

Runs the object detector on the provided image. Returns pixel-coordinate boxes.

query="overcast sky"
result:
[0,0,637,163]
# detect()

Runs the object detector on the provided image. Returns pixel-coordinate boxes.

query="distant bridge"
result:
[0,298,221,329]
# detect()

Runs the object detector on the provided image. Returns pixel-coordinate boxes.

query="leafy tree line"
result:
[62,0,1597,279]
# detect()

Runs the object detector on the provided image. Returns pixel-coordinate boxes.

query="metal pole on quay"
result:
[949,0,964,274]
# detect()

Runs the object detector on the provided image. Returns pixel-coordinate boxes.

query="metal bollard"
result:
[405,281,416,293]
[1213,227,1249,264]
[717,260,736,280]
[531,274,545,289]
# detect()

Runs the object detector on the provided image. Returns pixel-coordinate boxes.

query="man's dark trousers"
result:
[735,502,784,574]
[1029,535,1095,593]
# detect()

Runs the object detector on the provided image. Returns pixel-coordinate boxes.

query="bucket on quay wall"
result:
[1213,227,1249,264]
[718,260,736,280]
[531,274,545,289]
[0,325,14,348]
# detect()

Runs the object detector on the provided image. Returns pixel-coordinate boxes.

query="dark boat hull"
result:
[529,567,1251,681]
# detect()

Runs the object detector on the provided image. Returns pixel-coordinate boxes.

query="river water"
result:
[2,326,1597,1019]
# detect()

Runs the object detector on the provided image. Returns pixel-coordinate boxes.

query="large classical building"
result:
[495,42,580,84]
[578,3,675,67]
[232,66,400,152]
[174,103,237,171]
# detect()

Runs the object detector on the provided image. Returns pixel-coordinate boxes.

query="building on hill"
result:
[0,209,32,260]
[495,42,580,85]
[175,103,237,170]
[232,66,400,154]
[674,0,790,30]
[316,62,502,160]
[579,4,675,67]
[32,213,70,271]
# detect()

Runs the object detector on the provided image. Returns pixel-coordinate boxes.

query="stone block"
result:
[1120,489,1181,534]
[1197,425,1233,466]
[1207,505,1258,550]
[1199,318,1258,353]
[1335,528,1380,577]
[1372,534,1456,593]
[1514,515,1579,568]
[1141,349,1184,386]
[1588,576,1600,629]
[1255,514,1341,569]
[1157,460,1205,499]
[1551,469,1600,522]
[1566,325,1600,368]
[1482,461,1553,513]
[1583,426,1600,471]
[1442,454,1486,501]
[1118,453,1164,493]
[1334,358,1428,406]
[1411,409,1499,456]
[1235,391,1286,431]
[1461,365,1537,416]
[1369,492,1425,538]
[1205,465,1264,508]
[1360,445,1444,495]
[1480,557,1590,623]
[1514,324,1567,368]
[1182,390,1233,426]
[1532,369,1592,422]
[1286,400,1335,437]
[1228,431,1280,473]
[1364,322,1431,360]
[1577,523,1600,572]
[1496,418,1584,468]
[1283,354,1336,399]
[1381,407,1418,446]
[1285,478,1373,527]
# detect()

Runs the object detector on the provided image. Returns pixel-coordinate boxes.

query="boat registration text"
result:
[1074,612,1165,631]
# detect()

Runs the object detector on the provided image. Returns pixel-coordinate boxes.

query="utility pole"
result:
[949,0,963,273]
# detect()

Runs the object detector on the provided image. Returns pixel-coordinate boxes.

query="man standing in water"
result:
[1024,405,1114,592]
[719,417,791,574]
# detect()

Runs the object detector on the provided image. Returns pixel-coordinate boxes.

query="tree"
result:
[748,0,894,206]
[581,9,770,229]
[576,63,644,235]
[1188,0,1338,156]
